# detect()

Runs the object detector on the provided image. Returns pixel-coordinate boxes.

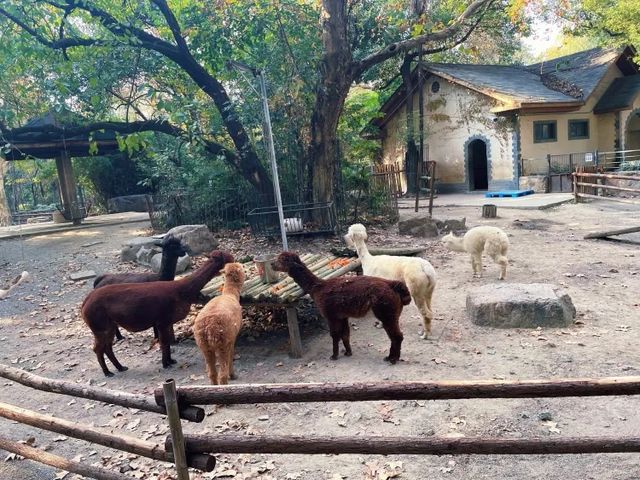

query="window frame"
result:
[568,119,590,140]
[533,120,558,143]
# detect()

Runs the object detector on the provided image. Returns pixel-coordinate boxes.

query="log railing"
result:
[152,376,640,459]
[573,171,640,205]
[0,365,214,480]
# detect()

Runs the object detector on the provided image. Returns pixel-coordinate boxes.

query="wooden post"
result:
[572,172,579,202]
[0,435,133,480]
[427,161,436,218]
[0,364,204,423]
[163,379,190,480]
[0,401,214,471]
[170,433,640,456]
[286,305,303,358]
[55,150,81,225]
[154,376,640,407]
[481,204,497,218]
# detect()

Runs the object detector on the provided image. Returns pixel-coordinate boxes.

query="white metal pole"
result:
[257,70,288,251]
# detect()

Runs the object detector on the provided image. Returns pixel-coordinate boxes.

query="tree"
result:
[0,160,10,225]
[567,0,640,48]
[0,0,498,206]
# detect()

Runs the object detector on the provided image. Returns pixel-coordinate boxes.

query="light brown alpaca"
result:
[193,263,245,385]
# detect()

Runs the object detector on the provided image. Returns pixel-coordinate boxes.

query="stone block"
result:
[467,283,576,328]
[70,270,96,281]
[136,245,160,267]
[150,252,191,274]
[120,237,158,263]
[435,217,467,234]
[107,194,152,213]
[398,216,439,237]
[166,224,218,255]
[519,175,548,193]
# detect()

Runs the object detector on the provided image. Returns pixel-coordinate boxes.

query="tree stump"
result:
[482,204,497,218]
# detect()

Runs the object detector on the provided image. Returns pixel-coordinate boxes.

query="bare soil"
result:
[0,200,639,480]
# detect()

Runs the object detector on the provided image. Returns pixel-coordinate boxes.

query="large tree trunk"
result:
[400,56,419,194]
[308,0,353,204]
[0,160,11,226]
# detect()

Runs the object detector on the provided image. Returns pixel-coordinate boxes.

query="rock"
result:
[398,216,439,237]
[136,245,159,267]
[166,224,218,255]
[435,217,466,234]
[120,237,158,263]
[107,194,152,213]
[466,283,576,328]
[69,270,96,281]
[150,252,191,274]
[538,411,553,421]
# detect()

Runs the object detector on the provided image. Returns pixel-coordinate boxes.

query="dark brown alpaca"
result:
[272,252,411,363]
[82,250,234,376]
[93,234,188,342]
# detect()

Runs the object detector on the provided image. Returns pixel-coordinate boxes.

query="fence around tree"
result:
[3,364,640,479]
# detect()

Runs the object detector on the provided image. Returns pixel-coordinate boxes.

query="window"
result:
[533,120,557,143]
[568,119,589,140]
[431,81,440,93]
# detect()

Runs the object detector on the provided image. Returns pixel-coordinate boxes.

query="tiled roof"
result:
[593,75,640,113]
[424,64,576,103]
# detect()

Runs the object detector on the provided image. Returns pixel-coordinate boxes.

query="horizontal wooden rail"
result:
[575,192,640,205]
[154,376,640,406]
[0,402,215,472]
[170,433,640,455]
[0,435,134,480]
[573,172,640,181]
[575,182,640,194]
[0,364,204,422]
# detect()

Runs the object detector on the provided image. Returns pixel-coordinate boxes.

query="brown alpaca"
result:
[81,250,234,376]
[193,263,245,385]
[272,252,411,363]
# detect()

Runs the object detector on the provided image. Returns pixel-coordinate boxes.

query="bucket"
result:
[254,254,280,284]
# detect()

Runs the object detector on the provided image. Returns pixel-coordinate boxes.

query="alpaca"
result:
[193,263,245,385]
[93,235,187,342]
[81,250,234,376]
[0,271,30,300]
[441,226,509,280]
[344,223,437,339]
[272,252,411,363]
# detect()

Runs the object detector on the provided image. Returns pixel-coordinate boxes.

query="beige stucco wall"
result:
[520,63,625,160]
[380,77,516,191]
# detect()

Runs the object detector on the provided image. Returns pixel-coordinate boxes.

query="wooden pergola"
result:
[1,111,120,225]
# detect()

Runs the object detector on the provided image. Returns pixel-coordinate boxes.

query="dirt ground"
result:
[0,199,639,480]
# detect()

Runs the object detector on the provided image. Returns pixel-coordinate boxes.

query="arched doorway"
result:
[467,139,488,190]
[626,110,640,150]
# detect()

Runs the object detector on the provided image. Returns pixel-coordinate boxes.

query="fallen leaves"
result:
[363,460,404,480]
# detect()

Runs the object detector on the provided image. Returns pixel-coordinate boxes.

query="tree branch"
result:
[0,6,99,49]
[106,88,148,121]
[149,0,188,51]
[353,0,495,76]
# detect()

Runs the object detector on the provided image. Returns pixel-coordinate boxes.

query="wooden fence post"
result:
[546,154,552,193]
[163,379,191,480]
[573,172,579,202]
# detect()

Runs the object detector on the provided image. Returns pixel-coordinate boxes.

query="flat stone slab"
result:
[70,270,96,281]
[467,283,576,328]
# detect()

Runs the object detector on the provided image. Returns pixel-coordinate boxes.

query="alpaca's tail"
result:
[390,281,412,306]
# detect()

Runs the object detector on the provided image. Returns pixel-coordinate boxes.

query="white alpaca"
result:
[441,226,509,280]
[344,224,436,339]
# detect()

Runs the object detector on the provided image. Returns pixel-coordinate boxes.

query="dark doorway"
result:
[468,139,488,190]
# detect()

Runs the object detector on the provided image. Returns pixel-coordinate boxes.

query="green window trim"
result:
[533,120,557,143]
[568,119,589,140]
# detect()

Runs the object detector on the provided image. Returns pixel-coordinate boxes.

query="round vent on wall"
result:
[431,81,440,93]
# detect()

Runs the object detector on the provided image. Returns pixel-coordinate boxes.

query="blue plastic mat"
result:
[484,189,534,198]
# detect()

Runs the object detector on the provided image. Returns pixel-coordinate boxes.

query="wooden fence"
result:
[573,171,640,205]
[4,365,640,478]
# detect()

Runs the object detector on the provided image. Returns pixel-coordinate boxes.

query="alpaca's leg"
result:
[471,253,483,277]
[228,344,238,380]
[93,335,112,377]
[105,341,128,373]
[216,346,231,385]
[152,325,176,343]
[157,325,176,368]
[340,319,352,357]
[373,306,403,363]
[328,320,343,360]
[407,280,434,339]
[205,348,218,385]
[486,240,508,280]
[114,327,124,342]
